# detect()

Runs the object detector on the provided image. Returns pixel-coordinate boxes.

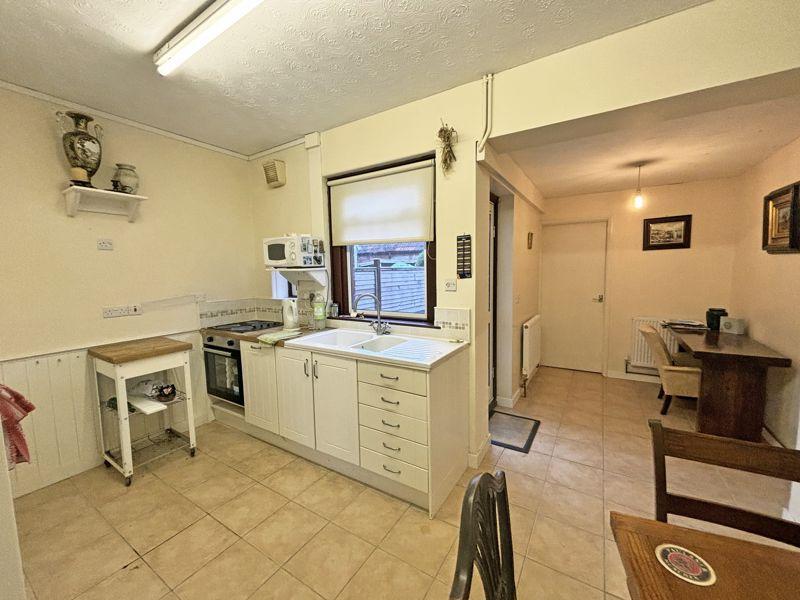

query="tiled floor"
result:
[13,368,796,600]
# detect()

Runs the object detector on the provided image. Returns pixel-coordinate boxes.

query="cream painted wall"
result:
[730,136,800,448]
[0,88,259,360]
[544,178,740,375]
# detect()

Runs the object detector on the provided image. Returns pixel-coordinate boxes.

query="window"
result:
[348,242,429,319]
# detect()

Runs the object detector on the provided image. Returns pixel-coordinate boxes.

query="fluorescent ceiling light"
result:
[153,0,263,76]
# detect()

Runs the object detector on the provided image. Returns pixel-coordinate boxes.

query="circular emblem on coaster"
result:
[655,544,716,586]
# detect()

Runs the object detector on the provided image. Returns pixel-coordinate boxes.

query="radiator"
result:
[522,314,541,379]
[630,317,679,368]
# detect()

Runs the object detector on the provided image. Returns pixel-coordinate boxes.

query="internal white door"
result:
[540,221,607,373]
[312,354,359,465]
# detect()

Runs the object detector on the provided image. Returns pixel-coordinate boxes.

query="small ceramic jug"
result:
[112,164,139,194]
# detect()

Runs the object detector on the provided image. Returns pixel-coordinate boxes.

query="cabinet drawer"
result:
[359,405,428,445]
[360,447,428,493]
[358,382,428,421]
[360,426,428,469]
[357,362,427,396]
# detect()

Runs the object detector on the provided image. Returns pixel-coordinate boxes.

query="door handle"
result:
[313,360,319,379]
[592,294,605,303]
[303,359,309,377]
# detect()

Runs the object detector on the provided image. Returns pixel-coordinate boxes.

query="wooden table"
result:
[670,330,791,441]
[611,512,800,599]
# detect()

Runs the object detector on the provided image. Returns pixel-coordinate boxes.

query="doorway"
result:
[540,220,607,373]
[488,194,498,413]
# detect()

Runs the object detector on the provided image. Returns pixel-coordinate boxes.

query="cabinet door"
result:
[242,343,279,434]
[312,353,359,465]
[275,347,315,448]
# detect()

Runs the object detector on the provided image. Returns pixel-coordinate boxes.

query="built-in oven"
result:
[203,338,244,406]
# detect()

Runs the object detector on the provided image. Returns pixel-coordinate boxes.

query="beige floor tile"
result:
[603,449,653,482]
[504,469,545,512]
[181,465,255,511]
[557,421,603,444]
[75,560,168,600]
[148,453,226,493]
[245,502,327,564]
[530,432,557,455]
[552,437,603,469]
[285,524,374,599]
[98,477,185,526]
[27,532,137,600]
[72,464,158,507]
[604,472,655,515]
[20,508,113,570]
[517,559,604,600]
[509,504,536,555]
[295,472,365,519]
[425,579,451,600]
[457,466,486,486]
[175,540,277,600]
[546,457,603,498]
[434,484,465,527]
[338,548,432,600]
[195,423,268,464]
[604,415,651,439]
[232,445,296,480]
[497,448,551,480]
[527,515,604,588]
[604,540,631,600]
[481,444,504,467]
[250,569,323,600]
[560,409,604,430]
[143,515,238,588]
[211,483,287,535]
[264,459,329,498]
[538,482,604,536]
[604,502,651,541]
[115,495,205,555]
[334,488,409,544]
[15,490,93,539]
[14,478,81,513]
[380,508,458,576]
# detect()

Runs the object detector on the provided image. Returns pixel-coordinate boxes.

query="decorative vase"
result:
[56,111,103,186]
[112,163,139,194]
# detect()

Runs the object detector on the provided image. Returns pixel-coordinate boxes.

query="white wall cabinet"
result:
[275,348,316,448]
[312,354,359,465]
[242,343,279,434]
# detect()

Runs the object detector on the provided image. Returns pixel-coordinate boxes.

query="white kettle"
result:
[282,299,300,332]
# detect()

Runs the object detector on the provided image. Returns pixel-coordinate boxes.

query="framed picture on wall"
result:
[762,183,800,254]
[643,214,692,251]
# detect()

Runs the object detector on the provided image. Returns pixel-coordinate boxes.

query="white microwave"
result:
[263,234,325,268]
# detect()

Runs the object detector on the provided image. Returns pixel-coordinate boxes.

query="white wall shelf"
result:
[274,267,328,287]
[63,186,147,222]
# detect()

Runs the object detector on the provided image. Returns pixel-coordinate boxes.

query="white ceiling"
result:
[492,71,800,198]
[0,0,707,155]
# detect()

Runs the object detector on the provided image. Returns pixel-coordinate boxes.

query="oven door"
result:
[203,346,244,406]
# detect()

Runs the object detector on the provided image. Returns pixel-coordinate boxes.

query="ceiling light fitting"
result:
[153,0,263,76]
[633,163,645,209]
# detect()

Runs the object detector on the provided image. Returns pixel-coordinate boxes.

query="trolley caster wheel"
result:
[190,447,196,457]
[124,476,132,487]
[104,460,111,468]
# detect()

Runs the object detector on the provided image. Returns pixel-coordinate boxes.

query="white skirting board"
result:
[606,370,660,384]
[496,387,522,408]
[0,331,212,498]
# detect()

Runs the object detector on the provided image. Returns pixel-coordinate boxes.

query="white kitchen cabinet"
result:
[242,343,279,434]
[312,354,358,465]
[275,347,315,448]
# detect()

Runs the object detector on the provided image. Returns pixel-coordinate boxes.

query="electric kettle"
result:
[282,299,300,332]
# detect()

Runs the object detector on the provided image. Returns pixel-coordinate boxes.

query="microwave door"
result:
[267,243,286,264]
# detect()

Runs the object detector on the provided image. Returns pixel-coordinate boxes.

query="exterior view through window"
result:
[348,242,427,319]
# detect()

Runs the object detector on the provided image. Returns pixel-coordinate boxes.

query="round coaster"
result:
[655,544,717,586]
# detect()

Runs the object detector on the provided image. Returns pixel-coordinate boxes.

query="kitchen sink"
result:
[300,329,373,348]
[356,336,408,353]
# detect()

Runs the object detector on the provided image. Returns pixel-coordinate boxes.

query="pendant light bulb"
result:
[633,164,645,209]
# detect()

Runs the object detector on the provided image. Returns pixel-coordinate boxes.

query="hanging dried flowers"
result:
[437,120,457,174]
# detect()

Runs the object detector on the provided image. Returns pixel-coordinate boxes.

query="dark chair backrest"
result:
[450,470,516,600]
[649,419,800,547]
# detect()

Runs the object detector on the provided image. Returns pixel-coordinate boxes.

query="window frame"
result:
[328,156,436,326]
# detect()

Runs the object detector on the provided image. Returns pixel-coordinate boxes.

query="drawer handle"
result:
[382,442,401,452]
[381,419,400,429]
[383,464,401,475]
[380,373,400,381]
[249,344,261,350]
[380,396,400,406]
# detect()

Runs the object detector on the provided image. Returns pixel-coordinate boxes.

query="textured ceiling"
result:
[493,72,800,198]
[0,0,707,155]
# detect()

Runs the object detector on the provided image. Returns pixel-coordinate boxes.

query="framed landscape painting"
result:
[762,183,799,254]
[643,214,692,251]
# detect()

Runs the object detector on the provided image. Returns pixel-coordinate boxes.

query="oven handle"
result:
[204,348,235,358]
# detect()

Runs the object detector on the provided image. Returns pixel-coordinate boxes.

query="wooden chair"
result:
[450,471,516,600]
[649,419,800,547]
[639,325,701,415]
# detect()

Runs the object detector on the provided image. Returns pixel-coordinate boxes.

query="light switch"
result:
[445,279,457,292]
[97,239,113,251]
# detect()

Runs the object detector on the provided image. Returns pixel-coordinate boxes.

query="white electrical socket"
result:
[102,304,143,318]
[97,239,113,251]
[445,279,457,292]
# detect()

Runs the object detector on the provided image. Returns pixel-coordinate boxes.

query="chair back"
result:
[639,325,673,368]
[450,471,516,600]
[649,420,800,547]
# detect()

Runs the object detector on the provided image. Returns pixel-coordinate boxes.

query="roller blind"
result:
[328,160,434,246]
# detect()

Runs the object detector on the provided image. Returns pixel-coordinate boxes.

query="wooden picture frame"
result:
[762,183,800,254]
[643,214,692,251]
